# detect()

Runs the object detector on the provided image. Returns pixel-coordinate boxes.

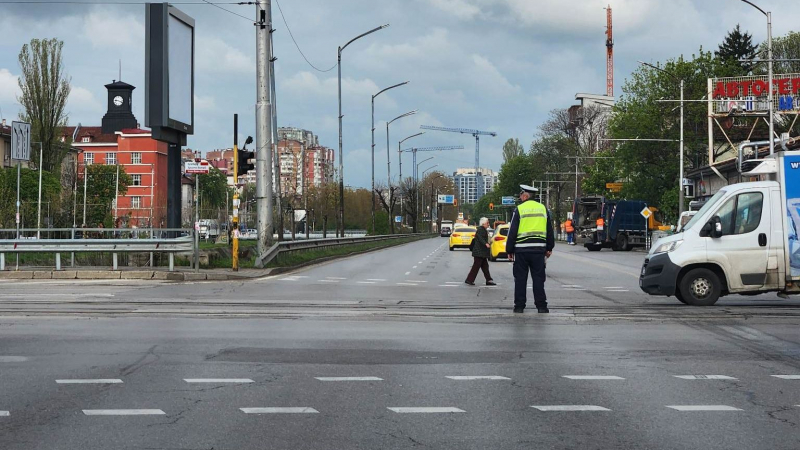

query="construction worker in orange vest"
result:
[596,217,605,243]
[565,217,575,245]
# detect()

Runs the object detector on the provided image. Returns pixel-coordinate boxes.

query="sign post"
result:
[185,157,209,272]
[501,196,515,206]
[11,121,31,271]
[640,207,653,249]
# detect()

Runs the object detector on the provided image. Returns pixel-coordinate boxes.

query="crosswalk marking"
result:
[184,379,254,383]
[83,409,165,416]
[56,379,123,384]
[666,405,742,411]
[531,405,611,411]
[315,377,383,381]
[446,376,510,380]
[0,411,8,417]
[563,376,625,380]
[388,407,465,413]
[772,375,800,379]
[241,407,318,414]
[674,375,737,380]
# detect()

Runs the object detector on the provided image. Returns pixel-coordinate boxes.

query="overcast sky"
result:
[0,0,795,188]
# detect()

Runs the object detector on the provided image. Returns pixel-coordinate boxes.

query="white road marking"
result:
[0,356,28,362]
[388,407,465,413]
[608,290,630,292]
[404,272,411,276]
[315,377,383,381]
[184,378,254,383]
[772,375,800,379]
[439,285,458,287]
[406,280,428,283]
[318,280,339,283]
[357,281,376,284]
[666,405,742,411]
[241,407,318,414]
[563,288,588,291]
[563,376,625,380]
[326,277,347,280]
[57,379,123,384]
[418,261,423,264]
[396,283,418,286]
[674,375,737,380]
[366,279,386,282]
[279,279,298,282]
[445,282,461,284]
[83,409,165,416]
[561,285,583,288]
[531,405,611,412]
[602,287,625,289]
[446,376,510,380]
[412,266,417,269]
[0,411,9,417]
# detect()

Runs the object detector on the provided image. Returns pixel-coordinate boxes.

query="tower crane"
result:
[401,145,464,182]
[420,125,497,201]
[605,5,614,97]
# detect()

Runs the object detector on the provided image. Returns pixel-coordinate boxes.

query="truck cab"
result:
[640,150,800,305]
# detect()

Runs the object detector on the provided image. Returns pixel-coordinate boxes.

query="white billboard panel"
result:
[168,14,193,127]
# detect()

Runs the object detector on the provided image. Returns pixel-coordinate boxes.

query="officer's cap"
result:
[519,184,538,195]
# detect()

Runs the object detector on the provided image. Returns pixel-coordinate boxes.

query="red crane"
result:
[605,5,614,97]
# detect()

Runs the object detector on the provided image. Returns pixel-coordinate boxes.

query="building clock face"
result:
[113,95,124,107]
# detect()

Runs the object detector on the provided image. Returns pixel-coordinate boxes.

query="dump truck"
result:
[573,196,665,251]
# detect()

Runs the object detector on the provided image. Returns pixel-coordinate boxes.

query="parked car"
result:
[448,226,477,251]
[440,220,454,237]
[489,223,511,261]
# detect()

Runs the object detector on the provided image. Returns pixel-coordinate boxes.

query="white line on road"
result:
[418,261,423,264]
[563,376,625,380]
[396,283,418,286]
[446,376,510,380]
[772,375,800,379]
[241,407,318,414]
[412,266,417,269]
[561,285,583,288]
[279,279,298,282]
[57,379,123,384]
[608,290,630,292]
[388,407,465,413]
[326,277,347,280]
[563,288,588,291]
[357,281,376,284]
[318,280,339,283]
[0,411,8,417]
[0,356,28,362]
[666,405,742,411]
[405,280,428,283]
[184,379,254,383]
[531,405,611,412]
[315,377,383,381]
[439,285,458,287]
[445,282,461,284]
[674,375,737,380]
[602,287,625,289]
[366,279,386,282]
[404,272,411,276]
[83,409,165,416]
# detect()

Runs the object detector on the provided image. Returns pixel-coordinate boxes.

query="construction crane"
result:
[401,145,464,182]
[605,5,614,97]
[420,126,497,174]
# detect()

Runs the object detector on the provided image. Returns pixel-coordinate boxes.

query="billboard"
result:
[784,154,800,278]
[710,73,800,115]
[145,2,195,144]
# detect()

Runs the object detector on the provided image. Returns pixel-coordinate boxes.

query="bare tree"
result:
[17,38,71,173]
[374,183,399,234]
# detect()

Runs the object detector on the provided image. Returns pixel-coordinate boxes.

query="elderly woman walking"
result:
[465,217,496,286]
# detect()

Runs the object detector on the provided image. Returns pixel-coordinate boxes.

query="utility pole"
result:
[269,18,283,242]
[255,0,275,266]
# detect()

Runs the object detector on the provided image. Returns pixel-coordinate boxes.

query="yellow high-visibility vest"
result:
[515,200,547,248]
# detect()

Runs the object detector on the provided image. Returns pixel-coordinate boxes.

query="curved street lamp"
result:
[371,81,409,233]
[386,110,418,185]
[338,23,389,236]
[739,0,774,156]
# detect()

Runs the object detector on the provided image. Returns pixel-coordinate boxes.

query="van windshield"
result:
[682,189,727,232]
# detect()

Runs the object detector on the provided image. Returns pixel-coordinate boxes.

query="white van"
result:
[640,150,800,305]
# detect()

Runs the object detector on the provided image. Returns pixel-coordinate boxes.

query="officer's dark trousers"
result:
[513,252,547,309]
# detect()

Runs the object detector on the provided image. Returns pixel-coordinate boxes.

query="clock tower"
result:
[101,80,138,134]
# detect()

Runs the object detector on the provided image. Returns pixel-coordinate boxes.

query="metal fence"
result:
[259,233,427,267]
[0,228,196,272]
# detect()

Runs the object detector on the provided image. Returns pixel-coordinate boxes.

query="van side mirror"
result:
[711,216,723,238]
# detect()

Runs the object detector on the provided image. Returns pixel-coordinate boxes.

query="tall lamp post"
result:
[414,157,434,229]
[338,24,389,236]
[372,81,409,234]
[397,130,423,221]
[421,164,438,231]
[386,111,418,186]
[639,61,685,215]
[740,0,774,155]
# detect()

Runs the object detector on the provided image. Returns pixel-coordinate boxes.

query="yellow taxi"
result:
[448,226,477,251]
[489,223,511,261]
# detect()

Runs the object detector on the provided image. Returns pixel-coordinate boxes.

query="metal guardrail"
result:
[0,228,196,272]
[256,234,427,267]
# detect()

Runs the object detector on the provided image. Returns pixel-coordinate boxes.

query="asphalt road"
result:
[1,237,799,449]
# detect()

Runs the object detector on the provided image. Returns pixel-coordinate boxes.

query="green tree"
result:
[17,38,71,173]
[501,138,525,163]
[77,165,131,227]
[495,154,536,198]
[0,167,61,229]
[197,167,231,210]
[758,31,800,74]
[716,24,758,73]
[581,149,622,198]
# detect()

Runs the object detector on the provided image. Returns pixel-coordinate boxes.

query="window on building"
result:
[132,174,142,186]
[131,152,142,164]
[84,152,94,165]
[82,137,90,143]
[131,196,141,209]
[106,152,117,165]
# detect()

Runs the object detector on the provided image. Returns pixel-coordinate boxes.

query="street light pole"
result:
[339,24,389,237]
[386,111,418,227]
[372,81,409,234]
[639,61,685,215]
[740,1,774,154]
[415,157,434,230]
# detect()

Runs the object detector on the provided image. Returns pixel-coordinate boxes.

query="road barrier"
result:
[0,228,196,272]
[256,234,430,267]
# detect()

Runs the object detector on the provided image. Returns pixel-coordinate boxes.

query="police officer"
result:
[506,184,555,313]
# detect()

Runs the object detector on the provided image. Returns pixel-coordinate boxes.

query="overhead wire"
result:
[272,0,337,73]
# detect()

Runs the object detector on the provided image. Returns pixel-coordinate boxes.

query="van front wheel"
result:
[679,268,721,306]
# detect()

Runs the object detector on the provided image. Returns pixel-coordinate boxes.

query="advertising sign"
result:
[710,73,800,115]
[501,196,515,206]
[11,121,31,161]
[784,154,800,278]
[437,194,454,204]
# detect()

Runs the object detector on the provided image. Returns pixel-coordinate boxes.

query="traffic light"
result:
[489,202,494,211]
[236,136,255,176]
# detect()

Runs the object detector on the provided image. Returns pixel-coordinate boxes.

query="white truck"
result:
[640,150,800,306]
